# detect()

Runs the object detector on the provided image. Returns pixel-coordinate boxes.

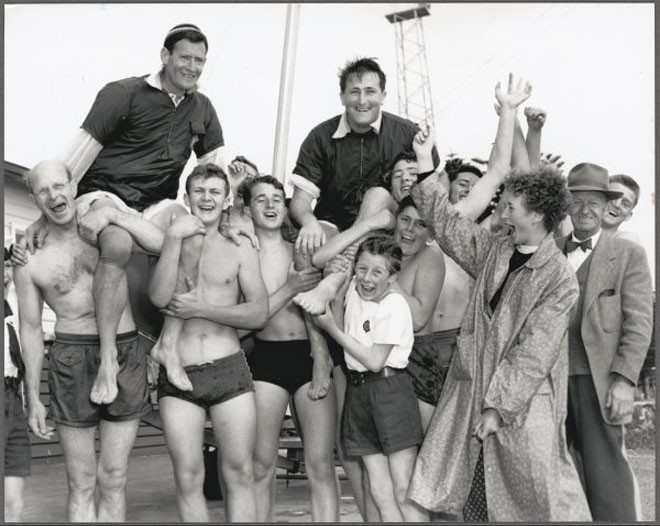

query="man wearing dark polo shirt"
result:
[21,24,225,404]
[289,57,439,255]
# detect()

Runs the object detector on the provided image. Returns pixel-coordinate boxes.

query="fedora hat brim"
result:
[568,185,623,200]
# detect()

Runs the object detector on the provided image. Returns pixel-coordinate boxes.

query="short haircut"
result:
[184,163,229,195]
[232,155,259,175]
[24,161,72,194]
[383,150,417,189]
[610,174,640,206]
[339,57,386,93]
[503,166,570,234]
[355,234,402,275]
[448,163,483,183]
[164,23,208,52]
[240,175,285,207]
[396,195,418,217]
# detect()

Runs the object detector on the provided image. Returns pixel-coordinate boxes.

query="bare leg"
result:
[4,476,25,522]
[294,188,395,315]
[418,400,436,434]
[252,381,290,521]
[362,453,404,522]
[388,447,429,521]
[293,380,339,522]
[333,367,380,522]
[96,418,141,522]
[148,204,201,392]
[159,396,209,522]
[58,424,98,522]
[89,199,133,405]
[210,391,258,522]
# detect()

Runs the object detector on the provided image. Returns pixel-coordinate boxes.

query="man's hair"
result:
[383,150,417,189]
[339,57,386,92]
[24,161,72,194]
[504,166,571,234]
[164,23,208,52]
[184,163,229,195]
[232,155,259,175]
[355,234,402,275]
[448,163,483,183]
[240,175,285,207]
[610,174,640,206]
[396,195,418,217]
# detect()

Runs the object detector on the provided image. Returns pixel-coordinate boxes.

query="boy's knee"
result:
[304,451,336,483]
[175,465,205,495]
[98,226,133,267]
[97,462,128,494]
[67,469,97,497]
[223,458,255,488]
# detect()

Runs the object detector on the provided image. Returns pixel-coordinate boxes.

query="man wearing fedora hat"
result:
[557,162,653,521]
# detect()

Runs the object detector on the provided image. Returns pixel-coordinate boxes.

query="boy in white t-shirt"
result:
[313,235,426,521]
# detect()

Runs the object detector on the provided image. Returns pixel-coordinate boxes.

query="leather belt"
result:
[347,366,405,385]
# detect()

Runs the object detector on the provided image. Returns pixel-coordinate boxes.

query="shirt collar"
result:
[332,111,383,139]
[146,69,199,97]
[570,228,602,249]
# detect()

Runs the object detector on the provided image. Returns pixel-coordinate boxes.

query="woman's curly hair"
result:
[504,165,571,234]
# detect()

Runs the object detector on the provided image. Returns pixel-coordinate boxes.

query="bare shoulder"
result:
[420,243,445,268]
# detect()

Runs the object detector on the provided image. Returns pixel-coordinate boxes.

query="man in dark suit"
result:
[557,162,653,521]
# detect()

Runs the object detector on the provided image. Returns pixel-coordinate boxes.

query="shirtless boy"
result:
[240,175,339,521]
[14,160,161,522]
[149,163,268,522]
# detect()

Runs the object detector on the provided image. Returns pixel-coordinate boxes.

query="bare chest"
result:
[34,242,98,296]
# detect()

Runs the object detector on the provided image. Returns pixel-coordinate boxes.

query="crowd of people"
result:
[4,23,654,523]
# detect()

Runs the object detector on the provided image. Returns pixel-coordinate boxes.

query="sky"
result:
[4,2,655,276]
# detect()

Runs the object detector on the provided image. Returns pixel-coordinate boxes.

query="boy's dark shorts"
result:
[4,379,31,477]
[342,368,423,456]
[406,328,459,406]
[48,331,150,428]
[158,350,254,410]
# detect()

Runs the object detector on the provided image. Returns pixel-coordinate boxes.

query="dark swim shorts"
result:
[406,328,459,406]
[48,331,151,427]
[248,339,313,395]
[157,350,254,410]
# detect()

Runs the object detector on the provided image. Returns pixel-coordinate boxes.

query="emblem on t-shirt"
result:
[363,320,370,333]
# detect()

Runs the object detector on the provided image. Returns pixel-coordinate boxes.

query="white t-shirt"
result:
[343,279,414,372]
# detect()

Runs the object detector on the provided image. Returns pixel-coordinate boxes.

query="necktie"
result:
[566,238,593,253]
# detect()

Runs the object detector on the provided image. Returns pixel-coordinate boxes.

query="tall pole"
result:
[272,4,300,182]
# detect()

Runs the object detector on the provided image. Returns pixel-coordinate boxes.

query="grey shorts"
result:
[48,331,151,427]
[4,380,30,477]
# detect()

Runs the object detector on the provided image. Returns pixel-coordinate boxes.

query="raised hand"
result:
[495,73,532,109]
[524,107,547,130]
[412,125,435,160]
[295,219,326,257]
[167,213,206,240]
[286,264,323,294]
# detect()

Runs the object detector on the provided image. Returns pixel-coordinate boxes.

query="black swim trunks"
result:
[4,378,31,477]
[248,339,314,395]
[406,328,459,406]
[48,331,150,427]
[157,350,254,410]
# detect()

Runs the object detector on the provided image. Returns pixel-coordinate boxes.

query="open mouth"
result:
[401,184,412,195]
[399,233,415,244]
[359,282,376,295]
[198,204,215,212]
[50,202,66,213]
[263,211,278,219]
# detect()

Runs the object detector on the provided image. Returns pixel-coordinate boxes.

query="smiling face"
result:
[603,182,636,230]
[247,182,286,231]
[160,39,207,96]
[499,190,545,245]
[340,72,386,133]
[449,171,480,204]
[569,190,608,239]
[184,175,230,226]
[354,251,397,302]
[28,160,77,227]
[390,159,419,203]
[394,205,430,257]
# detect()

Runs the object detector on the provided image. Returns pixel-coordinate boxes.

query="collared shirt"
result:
[145,70,198,107]
[331,111,383,139]
[566,229,602,272]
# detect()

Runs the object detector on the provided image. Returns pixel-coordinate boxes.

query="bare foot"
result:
[90,358,120,404]
[151,337,193,392]
[293,273,344,315]
[308,352,334,400]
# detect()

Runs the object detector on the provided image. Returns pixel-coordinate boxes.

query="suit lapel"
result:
[582,231,616,315]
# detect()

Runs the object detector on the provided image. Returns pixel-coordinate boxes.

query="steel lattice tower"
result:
[385,4,435,129]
